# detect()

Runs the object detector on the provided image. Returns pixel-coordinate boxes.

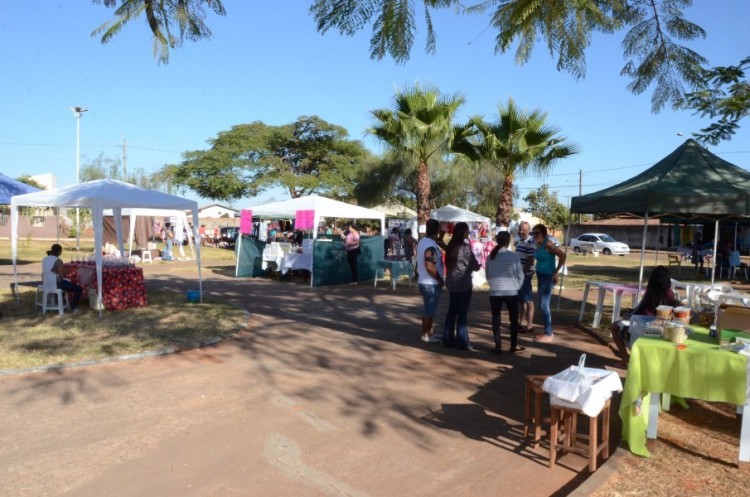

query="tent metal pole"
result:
[638,213,649,295]
[235,235,242,278]
[557,202,573,310]
[654,225,660,265]
[711,219,719,285]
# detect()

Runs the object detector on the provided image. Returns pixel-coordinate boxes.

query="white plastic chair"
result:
[721,250,747,280]
[36,271,70,315]
[141,249,153,264]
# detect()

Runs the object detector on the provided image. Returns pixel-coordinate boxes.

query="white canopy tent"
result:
[249,194,386,238]
[103,207,196,260]
[11,179,202,314]
[430,204,492,224]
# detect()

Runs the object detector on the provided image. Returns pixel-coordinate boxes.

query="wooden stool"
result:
[524,375,550,448]
[549,398,611,472]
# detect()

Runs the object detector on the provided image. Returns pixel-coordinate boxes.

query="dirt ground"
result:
[1,260,747,496]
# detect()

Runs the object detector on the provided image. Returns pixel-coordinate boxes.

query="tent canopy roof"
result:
[248,194,384,220]
[430,205,491,224]
[570,139,750,218]
[11,179,197,211]
[1,173,40,204]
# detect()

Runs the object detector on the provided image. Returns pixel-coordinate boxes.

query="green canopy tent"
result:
[571,139,750,288]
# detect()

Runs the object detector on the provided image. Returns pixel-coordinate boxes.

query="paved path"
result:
[1,261,621,497]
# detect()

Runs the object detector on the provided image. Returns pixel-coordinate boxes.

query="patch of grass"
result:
[0,287,248,370]
[0,240,237,265]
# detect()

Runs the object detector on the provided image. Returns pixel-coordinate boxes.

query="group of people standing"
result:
[416,219,566,352]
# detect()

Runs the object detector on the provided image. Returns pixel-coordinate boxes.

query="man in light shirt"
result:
[416,219,445,343]
[515,221,536,332]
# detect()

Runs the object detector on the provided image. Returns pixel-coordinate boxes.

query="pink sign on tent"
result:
[240,209,253,234]
[295,209,314,230]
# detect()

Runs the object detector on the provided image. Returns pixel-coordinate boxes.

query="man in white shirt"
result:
[416,219,445,343]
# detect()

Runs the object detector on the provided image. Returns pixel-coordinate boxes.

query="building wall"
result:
[0,214,68,240]
[199,206,238,218]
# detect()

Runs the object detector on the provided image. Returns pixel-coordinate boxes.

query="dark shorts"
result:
[518,273,534,302]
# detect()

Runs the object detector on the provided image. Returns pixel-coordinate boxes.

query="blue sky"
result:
[1,1,748,209]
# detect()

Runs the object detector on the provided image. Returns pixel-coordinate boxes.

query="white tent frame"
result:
[104,208,196,261]
[11,179,202,316]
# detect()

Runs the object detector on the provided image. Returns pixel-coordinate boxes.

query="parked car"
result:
[569,233,630,256]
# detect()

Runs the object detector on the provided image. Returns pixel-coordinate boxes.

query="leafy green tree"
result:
[524,184,569,233]
[681,56,750,145]
[169,116,370,202]
[90,1,747,141]
[369,84,467,226]
[92,0,226,64]
[469,98,577,228]
[313,1,707,112]
[80,152,168,191]
[15,175,46,190]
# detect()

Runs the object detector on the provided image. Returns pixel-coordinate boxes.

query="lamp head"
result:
[70,106,88,117]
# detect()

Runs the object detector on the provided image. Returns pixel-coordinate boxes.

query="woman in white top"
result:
[42,243,83,311]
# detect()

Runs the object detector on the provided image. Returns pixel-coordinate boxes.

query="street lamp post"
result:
[119,132,127,179]
[71,106,87,250]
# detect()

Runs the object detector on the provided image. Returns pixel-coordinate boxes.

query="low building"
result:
[198,204,239,219]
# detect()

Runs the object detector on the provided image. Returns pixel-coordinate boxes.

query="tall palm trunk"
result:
[496,176,514,227]
[416,160,432,228]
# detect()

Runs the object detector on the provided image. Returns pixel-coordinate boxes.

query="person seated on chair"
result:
[610,265,680,367]
[42,243,83,312]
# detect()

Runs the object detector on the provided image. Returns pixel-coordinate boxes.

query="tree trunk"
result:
[496,176,514,227]
[416,160,431,230]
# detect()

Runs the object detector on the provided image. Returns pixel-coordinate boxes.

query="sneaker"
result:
[70,308,80,314]
[534,334,554,343]
[421,335,441,343]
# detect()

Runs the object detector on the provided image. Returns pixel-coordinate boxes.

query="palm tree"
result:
[369,84,466,226]
[470,98,578,227]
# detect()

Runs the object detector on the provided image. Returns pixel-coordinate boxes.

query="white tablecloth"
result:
[282,253,313,274]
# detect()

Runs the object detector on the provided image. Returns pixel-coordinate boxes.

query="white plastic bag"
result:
[543,354,623,416]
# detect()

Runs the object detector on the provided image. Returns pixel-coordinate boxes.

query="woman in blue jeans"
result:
[442,222,481,349]
[532,224,566,343]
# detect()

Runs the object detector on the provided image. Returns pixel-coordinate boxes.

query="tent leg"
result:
[711,220,719,285]
[557,208,573,310]
[638,214,649,295]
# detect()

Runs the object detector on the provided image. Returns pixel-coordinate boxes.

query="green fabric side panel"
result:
[235,236,267,277]
[312,236,384,287]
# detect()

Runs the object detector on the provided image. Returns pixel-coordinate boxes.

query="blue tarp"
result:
[0,173,40,204]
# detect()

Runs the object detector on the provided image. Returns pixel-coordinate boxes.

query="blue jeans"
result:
[443,290,473,348]
[419,284,442,317]
[537,273,554,335]
[164,238,173,261]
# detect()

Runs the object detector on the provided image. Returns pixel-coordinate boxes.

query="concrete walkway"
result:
[0,261,622,497]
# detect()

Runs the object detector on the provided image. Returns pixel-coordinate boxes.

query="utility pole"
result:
[578,169,582,224]
[120,133,127,180]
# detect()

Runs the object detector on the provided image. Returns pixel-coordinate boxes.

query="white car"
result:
[569,233,630,256]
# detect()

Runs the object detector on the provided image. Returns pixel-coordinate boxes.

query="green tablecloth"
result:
[619,326,748,457]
